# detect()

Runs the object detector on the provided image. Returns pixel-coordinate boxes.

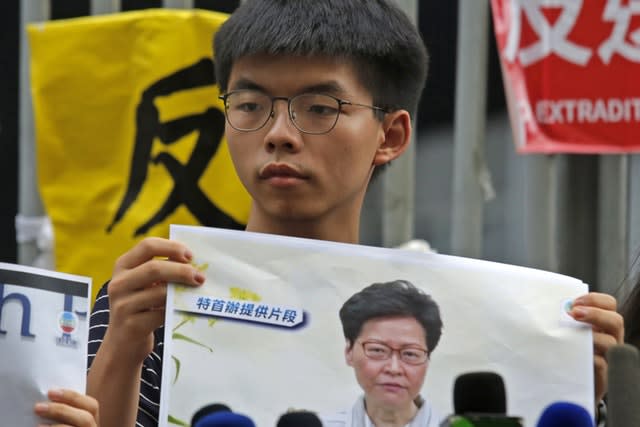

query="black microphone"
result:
[607,344,640,427]
[535,402,593,427]
[454,372,507,415]
[276,410,323,427]
[191,403,232,427]
[440,372,523,426]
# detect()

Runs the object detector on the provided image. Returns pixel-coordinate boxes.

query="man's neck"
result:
[245,211,360,244]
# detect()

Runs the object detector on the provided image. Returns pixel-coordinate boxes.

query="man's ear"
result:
[373,109,412,167]
[345,340,354,367]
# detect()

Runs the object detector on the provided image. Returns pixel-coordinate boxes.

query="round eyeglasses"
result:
[361,341,429,365]
[219,90,387,135]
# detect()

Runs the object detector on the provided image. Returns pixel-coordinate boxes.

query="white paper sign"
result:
[160,226,593,427]
[0,262,91,426]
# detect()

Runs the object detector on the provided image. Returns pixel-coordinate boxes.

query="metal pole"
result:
[163,0,194,8]
[557,155,598,284]
[523,155,560,271]
[18,0,49,266]
[598,155,629,295]
[382,0,418,247]
[450,0,491,258]
[91,0,120,15]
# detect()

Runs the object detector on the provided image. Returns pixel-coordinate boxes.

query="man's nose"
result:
[269,99,293,125]
[263,101,303,151]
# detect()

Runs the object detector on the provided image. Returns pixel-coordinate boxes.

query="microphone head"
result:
[607,344,640,427]
[193,412,255,427]
[535,402,593,427]
[276,411,323,427]
[453,371,506,415]
[191,403,232,427]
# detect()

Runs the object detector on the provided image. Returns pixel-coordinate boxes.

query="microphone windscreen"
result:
[607,344,640,427]
[191,403,232,426]
[193,412,255,427]
[276,411,323,427]
[535,402,593,427]
[454,371,506,415]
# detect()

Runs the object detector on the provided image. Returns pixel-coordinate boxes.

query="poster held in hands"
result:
[161,225,594,427]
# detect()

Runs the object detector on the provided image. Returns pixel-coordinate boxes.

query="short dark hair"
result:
[213,0,429,116]
[339,280,443,355]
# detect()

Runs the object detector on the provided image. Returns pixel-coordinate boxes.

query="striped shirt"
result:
[88,283,164,427]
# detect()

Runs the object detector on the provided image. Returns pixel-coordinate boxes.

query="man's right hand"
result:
[101,237,206,364]
[87,237,205,427]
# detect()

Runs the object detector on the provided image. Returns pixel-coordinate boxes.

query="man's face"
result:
[345,316,429,411]
[224,54,391,230]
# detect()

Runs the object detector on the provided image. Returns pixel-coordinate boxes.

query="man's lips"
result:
[259,163,308,180]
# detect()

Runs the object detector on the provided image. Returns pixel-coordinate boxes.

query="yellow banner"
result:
[29,9,251,304]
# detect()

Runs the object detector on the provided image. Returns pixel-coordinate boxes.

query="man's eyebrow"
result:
[300,81,346,96]
[229,78,265,91]
[228,79,347,96]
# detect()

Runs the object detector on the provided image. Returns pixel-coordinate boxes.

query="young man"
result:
[86,1,623,426]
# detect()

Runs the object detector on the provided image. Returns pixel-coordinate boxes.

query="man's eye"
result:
[308,104,338,115]
[236,102,262,113]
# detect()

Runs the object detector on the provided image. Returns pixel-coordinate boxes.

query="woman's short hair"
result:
[339,279,443,355]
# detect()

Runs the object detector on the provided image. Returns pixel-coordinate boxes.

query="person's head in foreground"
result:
[213,0,428,242]
[339,280,443,424]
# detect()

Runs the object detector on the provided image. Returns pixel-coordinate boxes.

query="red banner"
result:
[491,0,640,153]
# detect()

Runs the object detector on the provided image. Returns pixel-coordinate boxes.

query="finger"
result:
[593,353,608,402]
[34,401,96,427]
[573,292,617,311]
[109,280,169,315]
[123,282,169,311]
[47,389,99,418]
[114,237,193,271]
[111,308,166,338]
[109,259,204,297]
[137,259,205,287]
[570,305,624,342]
[593,330,619,357]
[108,285,169,334]
[594,354,607,375]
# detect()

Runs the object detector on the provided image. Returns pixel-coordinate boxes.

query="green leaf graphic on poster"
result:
[173,332,214,352]
[168,414,189,426]
[171,355,181,385]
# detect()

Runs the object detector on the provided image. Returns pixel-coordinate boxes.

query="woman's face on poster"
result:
[345,316,429,410]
